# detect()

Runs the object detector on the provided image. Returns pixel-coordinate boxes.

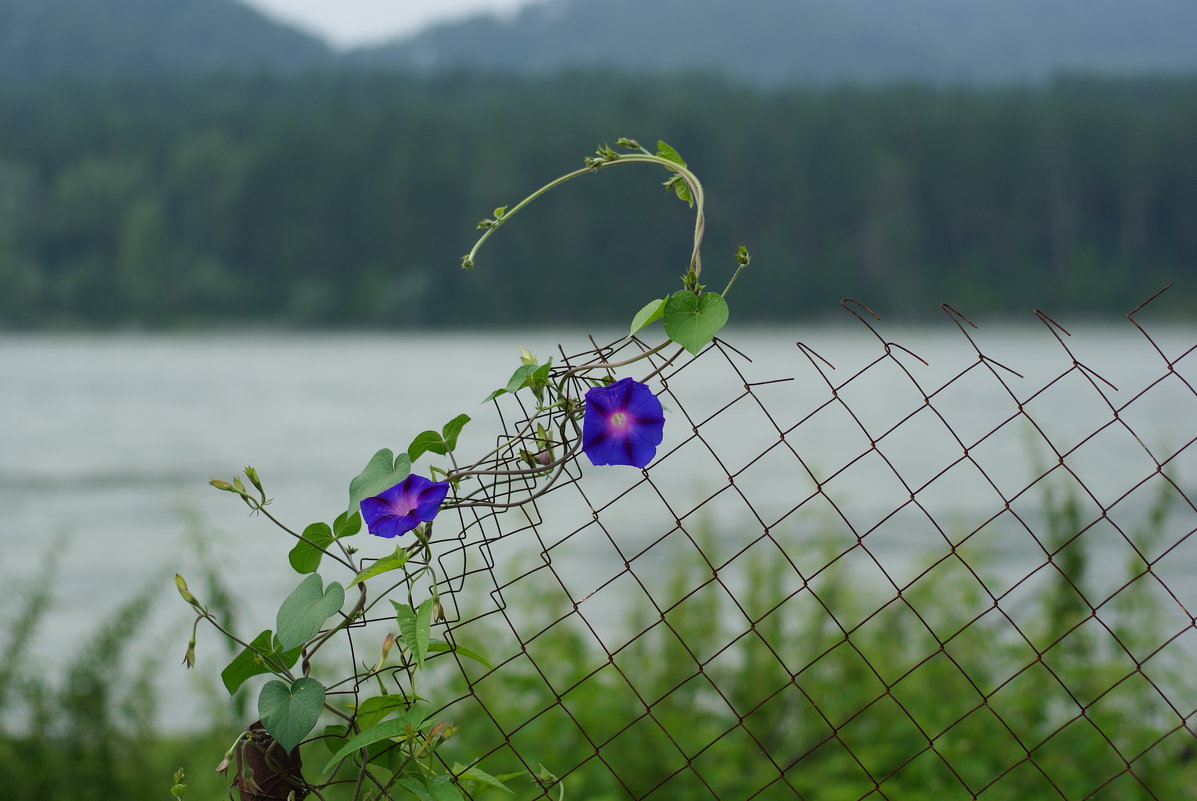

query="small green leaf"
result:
[333,510,361,539]
[396,778,436,801]
[348,546,411,587]
[656,140,687,167]
[258,677,325,754]
[321,708,431,775]
[673,177,694,207]
[530,360,552,389]
[353,695,413,731]
[276,574,346,651]
[407,430,443,462]
[348,449,411,514]
[663,290,729,355]
[454,764,514,794]
[483,363,539,402]
[393,598,435,669]
[322,723,349,754]
[220,630,302,696]
[441,414,471,451]
[426,775,466,801]
[288,522,334,574]
[493,205,507,219]
[629,298,667,335]
[409,412,471,461]
[429,640,492,669]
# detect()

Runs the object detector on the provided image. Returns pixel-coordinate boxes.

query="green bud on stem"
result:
[243,466,264,494]
[175,573,200,607]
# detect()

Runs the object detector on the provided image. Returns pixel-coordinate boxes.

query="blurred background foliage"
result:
[3,487,1192,799]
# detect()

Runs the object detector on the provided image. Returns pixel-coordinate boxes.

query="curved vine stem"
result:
[462,146,707,283]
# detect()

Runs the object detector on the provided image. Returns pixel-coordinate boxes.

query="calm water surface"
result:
[2,321,1194,727]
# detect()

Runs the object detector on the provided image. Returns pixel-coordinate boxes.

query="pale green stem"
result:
[464,152,707,281]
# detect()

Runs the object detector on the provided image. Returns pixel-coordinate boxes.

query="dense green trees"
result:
[0,72,1192,328]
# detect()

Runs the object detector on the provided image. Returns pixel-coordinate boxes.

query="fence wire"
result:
[419,290,1196,801]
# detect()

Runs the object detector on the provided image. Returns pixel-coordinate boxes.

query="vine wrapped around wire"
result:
[176,137,750,801]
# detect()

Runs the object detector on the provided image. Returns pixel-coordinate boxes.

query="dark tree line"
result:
[0,72,1193,329]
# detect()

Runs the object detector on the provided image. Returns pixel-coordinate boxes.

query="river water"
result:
[1,320,1194,728]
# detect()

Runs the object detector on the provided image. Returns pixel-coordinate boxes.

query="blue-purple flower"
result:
[360,474,450,538]
[582,377,665,468]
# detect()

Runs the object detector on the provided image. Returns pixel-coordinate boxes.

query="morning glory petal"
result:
[360,474,451,538]
[360,496,397,530]
[371,515,414,539]
[584,431,625,467]
[412,481,451,521]
[581,377,665,468]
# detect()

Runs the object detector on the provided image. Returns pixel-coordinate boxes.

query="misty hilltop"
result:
[354,0,1197,85]
[2,0,1196,85]
[0,0,330,82]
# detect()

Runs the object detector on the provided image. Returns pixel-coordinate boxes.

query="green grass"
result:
[425,480,1196,800]
[3,480,1192,800]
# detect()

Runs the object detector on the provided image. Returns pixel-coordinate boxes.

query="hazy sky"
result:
[239,0,534,48]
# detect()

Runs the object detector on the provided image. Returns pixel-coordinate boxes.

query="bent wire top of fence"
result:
[369,290,1196,801]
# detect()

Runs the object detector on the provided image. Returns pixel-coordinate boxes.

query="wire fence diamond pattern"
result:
[419,292,1196,801]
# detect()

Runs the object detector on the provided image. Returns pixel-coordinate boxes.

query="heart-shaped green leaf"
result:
[663,290,729,355]
[347,448,411,514]
[220,629,302,696]
[629,298,666,336]
[276,574,345,651]
[258,677,325,754]
[407,430,443,462]
[288,522,334,574]
[440,414,471,451]
[333,510,361,539]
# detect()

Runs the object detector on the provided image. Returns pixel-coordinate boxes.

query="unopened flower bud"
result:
[182,640,196,669]
[243,466,263,493]
[736,242,751,267]
[209,479,235,492]
[175,574,200,607]
[373,632,397,672]
[534,450,552,466]
[182,617,199,668]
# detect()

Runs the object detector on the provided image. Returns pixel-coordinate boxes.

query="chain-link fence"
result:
[413,290,1196,800]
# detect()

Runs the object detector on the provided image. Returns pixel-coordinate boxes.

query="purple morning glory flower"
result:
[360,474,451,538]
[582,377,665,468]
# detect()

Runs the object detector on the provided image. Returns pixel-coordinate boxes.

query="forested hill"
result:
[0,73,1192,329]
[0,0,330,82]
[356,0,1197,85]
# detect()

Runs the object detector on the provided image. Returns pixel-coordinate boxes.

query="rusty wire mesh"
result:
[412,289,1196,801]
